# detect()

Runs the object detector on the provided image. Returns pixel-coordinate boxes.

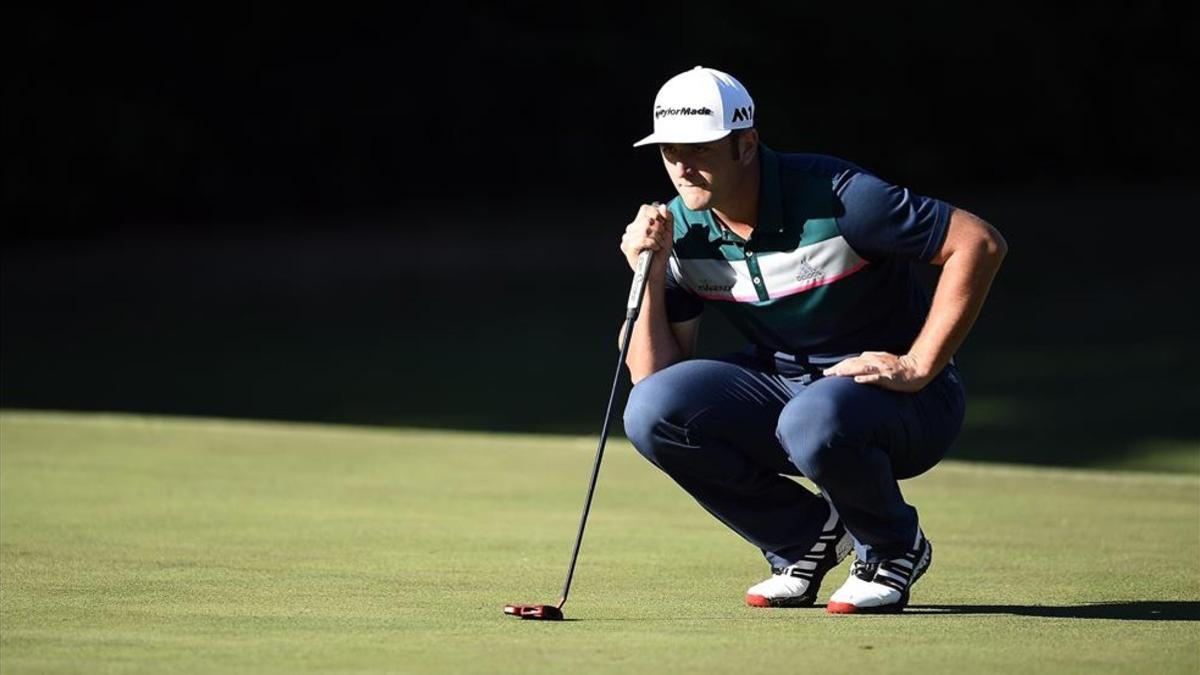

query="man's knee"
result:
[623,369,692,464]
[776,395,862,481]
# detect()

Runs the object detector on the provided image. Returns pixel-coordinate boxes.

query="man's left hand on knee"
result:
[823,352,933,392]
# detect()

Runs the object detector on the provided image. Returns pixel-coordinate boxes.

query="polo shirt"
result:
[663,145,951,363]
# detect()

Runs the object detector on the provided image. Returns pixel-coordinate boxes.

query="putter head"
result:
[503,604,564,621]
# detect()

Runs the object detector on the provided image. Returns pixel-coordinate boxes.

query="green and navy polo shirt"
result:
[663,145,951,364]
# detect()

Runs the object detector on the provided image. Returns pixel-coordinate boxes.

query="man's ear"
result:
[739,129,759,166]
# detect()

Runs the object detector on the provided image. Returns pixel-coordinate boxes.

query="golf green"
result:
[1,411,1197,673]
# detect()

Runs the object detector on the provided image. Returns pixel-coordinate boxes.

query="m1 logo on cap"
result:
[732,106,754,123]
[655,105,715,119]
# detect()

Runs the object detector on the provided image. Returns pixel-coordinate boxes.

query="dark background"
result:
[4,3,1198,470]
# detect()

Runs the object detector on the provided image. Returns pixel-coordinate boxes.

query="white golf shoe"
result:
[826,529,932,614]
[745,511,853,607]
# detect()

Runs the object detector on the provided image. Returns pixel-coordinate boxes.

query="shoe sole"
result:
[746,530,852,608]
[746,594,817,608]
[827,591,907,614]
[746,578,822,608]
[826,539,933,615]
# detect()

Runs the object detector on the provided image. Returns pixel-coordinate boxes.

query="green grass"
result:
[1,411,1198,674]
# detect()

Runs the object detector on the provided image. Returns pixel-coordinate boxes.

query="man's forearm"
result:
[907,228,1007,378]
[623,276,684,384]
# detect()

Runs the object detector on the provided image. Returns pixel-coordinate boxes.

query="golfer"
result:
[620,66,1007,613]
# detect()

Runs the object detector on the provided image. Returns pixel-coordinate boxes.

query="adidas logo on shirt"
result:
[795,258,824,283]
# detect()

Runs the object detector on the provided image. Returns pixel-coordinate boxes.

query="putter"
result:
[504,227,659,621]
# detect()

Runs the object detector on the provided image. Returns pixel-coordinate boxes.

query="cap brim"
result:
[632,128,732,148]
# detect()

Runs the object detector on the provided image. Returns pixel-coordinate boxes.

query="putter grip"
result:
[625,201,665,318]
[625,249,653,318]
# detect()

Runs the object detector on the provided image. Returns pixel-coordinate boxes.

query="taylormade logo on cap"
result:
[633,66,754,147]
[654,106,715,119]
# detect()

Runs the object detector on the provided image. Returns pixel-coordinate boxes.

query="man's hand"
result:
[822,351,933,392]
[620,204,673,273]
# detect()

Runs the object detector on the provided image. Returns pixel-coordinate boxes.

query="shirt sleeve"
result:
[835,171,952,262]
[664,255,704,323]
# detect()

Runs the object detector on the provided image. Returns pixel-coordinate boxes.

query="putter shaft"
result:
[557,247,654,609]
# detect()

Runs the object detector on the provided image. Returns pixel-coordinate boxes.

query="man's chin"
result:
[678,189,713,211]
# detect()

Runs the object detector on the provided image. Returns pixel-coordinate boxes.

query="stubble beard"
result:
[679,186,716,212]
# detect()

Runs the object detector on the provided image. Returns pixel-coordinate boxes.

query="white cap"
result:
[632,66,755,147]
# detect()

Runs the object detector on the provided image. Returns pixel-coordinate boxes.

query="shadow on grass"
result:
[909,601,1200,621]
[562,601,1200,623]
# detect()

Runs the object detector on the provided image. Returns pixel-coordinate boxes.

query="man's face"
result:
[659,132,754,211]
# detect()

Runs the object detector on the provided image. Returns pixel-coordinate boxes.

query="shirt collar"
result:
[757,143,784,233]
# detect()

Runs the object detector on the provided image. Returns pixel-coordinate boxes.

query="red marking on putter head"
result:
[504,604,564,620]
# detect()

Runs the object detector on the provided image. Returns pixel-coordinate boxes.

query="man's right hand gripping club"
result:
[620,202,674,274]
[619,202,697,383]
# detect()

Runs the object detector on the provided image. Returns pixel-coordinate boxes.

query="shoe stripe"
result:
[874,575,907,592]
[821,509,839,532]
[879,562,911,576]
[879,564,912,581]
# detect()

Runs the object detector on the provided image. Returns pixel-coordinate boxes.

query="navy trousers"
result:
[622,351,965,569]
